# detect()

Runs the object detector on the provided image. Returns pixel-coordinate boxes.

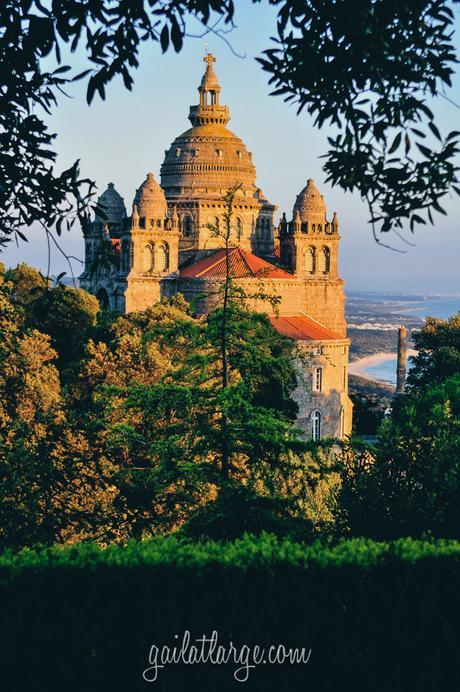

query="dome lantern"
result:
[188,53,230,127]
[199,53,221,106]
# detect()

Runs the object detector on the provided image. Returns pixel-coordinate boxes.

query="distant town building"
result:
[80,54,353,438]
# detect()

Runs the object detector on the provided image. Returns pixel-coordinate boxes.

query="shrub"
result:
[0,535,459,691]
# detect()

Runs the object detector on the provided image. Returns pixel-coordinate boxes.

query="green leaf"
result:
[160,24,169,53]
[428,121,442,142]
[388,132,402,154]
[416,143,432,158]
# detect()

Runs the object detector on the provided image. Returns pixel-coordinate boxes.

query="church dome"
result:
[293,179,327,222]
[133,172,167,219]
[96,182,127,224]
[160,54,257,197]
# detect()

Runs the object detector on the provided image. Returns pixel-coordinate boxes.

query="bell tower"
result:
[279,178,346,337]
[118,172,179,312]
[280,179,339,280]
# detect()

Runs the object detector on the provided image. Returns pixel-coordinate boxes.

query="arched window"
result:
[142,243,154,272]
[86,241,93,270]
[96,288,110,310]
[183,214,193,237]
[340,407,345,438]
[324,247,331,274]
[312,367,322,392]
[312,224,316,232]
[318,247,330,274]
[121,240,131,272]
[311,410,321,441]
[139,217,146,230]
[318,224,322,232]
[236,217,242,239]
[305,247,316,274]
[157,242,169,272]
[263,218,270,239]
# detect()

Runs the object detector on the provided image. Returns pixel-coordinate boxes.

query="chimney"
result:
[396,326,408,394]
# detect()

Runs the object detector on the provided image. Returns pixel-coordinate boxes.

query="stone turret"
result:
[280,179,340,279]
[80,182,127,298]
[95,182,127,237]
[116,172,180,312]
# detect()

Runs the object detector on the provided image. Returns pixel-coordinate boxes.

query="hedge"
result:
[0,534,459,691]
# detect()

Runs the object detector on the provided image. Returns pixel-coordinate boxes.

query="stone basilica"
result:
[80,54,353,439]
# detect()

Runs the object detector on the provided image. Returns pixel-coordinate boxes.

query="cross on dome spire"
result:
[200,52,220,95]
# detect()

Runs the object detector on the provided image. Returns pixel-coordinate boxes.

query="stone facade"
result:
[293,341,352,438]
[80,53,353,440]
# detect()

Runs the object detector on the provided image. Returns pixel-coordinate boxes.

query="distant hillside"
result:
[348,327,414,361]
[349,374,394,401]
[349,374,394,435]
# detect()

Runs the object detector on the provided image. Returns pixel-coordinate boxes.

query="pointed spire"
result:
[294,208,302,232]
[279,211,287,234]
[132,203,139,228]
[332,211,339,232]
[171,205,179,229]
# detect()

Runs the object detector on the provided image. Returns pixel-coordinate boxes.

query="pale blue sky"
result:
[3,2,460,293]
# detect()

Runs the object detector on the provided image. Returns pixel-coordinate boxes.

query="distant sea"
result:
[388,297,459,321]
[354,295,459,384]
[347,292,460,322]
[362,355,409,386]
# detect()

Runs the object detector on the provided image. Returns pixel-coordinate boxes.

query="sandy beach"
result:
[349,350,417,381]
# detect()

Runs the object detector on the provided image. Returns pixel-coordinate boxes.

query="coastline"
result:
[349,350,417,382]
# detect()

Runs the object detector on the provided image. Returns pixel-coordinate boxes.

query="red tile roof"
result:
[269,314,341,341]
[179,247,292,279]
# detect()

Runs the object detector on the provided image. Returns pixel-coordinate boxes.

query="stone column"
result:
[396,326,408,394]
